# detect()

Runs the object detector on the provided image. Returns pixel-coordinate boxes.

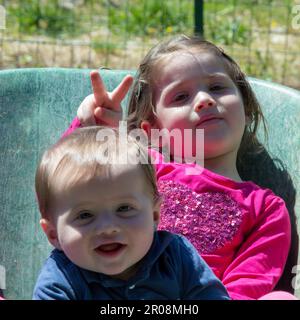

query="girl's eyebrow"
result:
[206,73,231,81]
[163,73,230,92]
[160,76,194,91]
[158,72,232,100]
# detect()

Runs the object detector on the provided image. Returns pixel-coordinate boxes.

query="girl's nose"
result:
[194,92,216,112]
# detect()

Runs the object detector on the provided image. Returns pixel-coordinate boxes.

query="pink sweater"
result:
[63,118,291,300]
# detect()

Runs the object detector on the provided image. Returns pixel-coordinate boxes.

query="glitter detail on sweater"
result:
[157,180,243,254]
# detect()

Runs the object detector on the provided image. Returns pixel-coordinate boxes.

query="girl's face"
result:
[41,164,160,280]
[150,50,246,162]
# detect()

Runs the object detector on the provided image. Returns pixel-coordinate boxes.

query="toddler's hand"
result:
[77,70,133,127]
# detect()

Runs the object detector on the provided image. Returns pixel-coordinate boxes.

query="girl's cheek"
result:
[219,93,234,104]
[220,96,244,114]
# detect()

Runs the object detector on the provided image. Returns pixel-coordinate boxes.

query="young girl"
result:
[63,35,296,300]
[34,126,229,300]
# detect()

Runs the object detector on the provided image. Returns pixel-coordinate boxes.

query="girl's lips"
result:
[94,243,126,257]
[196,116,223,127]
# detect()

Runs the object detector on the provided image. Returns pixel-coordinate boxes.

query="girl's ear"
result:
[141,120,166,149]
[141,120,152,138]
[40,218,61,250]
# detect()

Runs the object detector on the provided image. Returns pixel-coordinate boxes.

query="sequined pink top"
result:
[62,118,291,300]
[150,148,291,300]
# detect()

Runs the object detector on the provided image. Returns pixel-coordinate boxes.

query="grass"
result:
[1,0,299,88]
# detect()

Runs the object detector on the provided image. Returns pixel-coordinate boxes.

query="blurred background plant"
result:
[0,0,299,89]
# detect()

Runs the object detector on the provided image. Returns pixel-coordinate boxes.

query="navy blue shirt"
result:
[33,231,230,300]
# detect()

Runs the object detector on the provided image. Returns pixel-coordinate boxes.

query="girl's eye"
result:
[77,211,93,220]
[117,205,133,213]
[173,93,189,102]
[210,85,226,91]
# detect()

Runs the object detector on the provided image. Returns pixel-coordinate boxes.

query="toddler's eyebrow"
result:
[69,202,92,213]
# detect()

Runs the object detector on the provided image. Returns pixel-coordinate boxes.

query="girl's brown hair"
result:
[126,34,267,174]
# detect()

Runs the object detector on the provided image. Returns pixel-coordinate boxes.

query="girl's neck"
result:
[204,151,242,182]
[161,147,242,182]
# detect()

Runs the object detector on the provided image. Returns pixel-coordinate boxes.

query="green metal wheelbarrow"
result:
[0,68,299,299]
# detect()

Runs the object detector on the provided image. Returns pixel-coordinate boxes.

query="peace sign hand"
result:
[77,70,134,127]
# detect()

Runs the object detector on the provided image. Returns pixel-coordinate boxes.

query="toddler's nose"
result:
[194,92,216,112]
[95,214,120,235]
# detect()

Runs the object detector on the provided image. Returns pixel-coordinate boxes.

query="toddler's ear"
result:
[40,218,61,250]
[153,196,162,227]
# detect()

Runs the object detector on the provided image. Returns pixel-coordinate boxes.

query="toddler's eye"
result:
[77,211,93,220]
[117,205,133,213]
[173,93,189,102]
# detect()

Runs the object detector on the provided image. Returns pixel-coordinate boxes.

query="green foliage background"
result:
[1,0,300,88]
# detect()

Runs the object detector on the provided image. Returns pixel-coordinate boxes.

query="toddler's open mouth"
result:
[95,243,126,257]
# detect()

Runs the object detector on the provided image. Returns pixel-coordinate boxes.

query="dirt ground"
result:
[1,30,299,90]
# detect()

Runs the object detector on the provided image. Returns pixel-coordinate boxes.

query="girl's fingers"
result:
[90,70,108,107]
[77,95,97,126]
[94,107,122,127]
[90,70,133,113]
[81,115,96,126]
[110,75,134,109]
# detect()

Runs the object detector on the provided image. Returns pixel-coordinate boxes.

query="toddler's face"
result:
[151,50,246,162]
[42,164,160,280]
